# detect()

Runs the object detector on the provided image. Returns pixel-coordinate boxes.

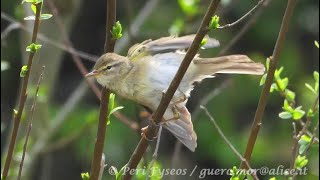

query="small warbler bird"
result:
[86,34,265,152]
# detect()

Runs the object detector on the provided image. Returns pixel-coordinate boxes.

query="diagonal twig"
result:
[171,0,272,169]
[1,22,20,41]
[17,66,45,180]
[1,12,98,62]
[114,0,160,52]
[46,0,101,99]
[218,0,272,56]
[290,95,319,179]
[123,1,221,179]
[218,0,265,29]
[201,106,259,180]
[146,125,163,180]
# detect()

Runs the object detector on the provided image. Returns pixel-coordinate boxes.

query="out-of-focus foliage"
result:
[1,0,319,180]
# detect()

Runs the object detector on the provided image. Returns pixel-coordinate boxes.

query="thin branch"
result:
[289,122,299,178]
[192,79,232,119]
[27,0,139,156]
[89,0,116,179]
[305,118,319,153]
[240,0,297,169]
[146,125,162,180]
[290,95,319,180]
[2,3,43,179]
[170,0,272,167]
[29,0,181,161]
[40,121,94,154]
[46,0,102,103]
[17,66,45,180]
[123,1,221,179]
[200,106,259,180]
[218,0,265,29]
[1,22,20,41]
[98,153,106,180]
[29,0,158,140]
[30,81,88,157]
[218,0,272,56]
[170,79,232,171]
[114,0,160,52]
[1,12,98,62]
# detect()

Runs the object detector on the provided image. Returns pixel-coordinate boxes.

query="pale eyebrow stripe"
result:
[102,62,122,69]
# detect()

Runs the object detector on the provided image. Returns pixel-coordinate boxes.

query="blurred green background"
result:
[1,0,319,179]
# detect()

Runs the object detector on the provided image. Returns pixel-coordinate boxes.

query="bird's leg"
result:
[162,89,187,105]
[161,105,180,123]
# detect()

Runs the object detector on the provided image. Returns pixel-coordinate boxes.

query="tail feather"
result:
[194,55,265,75]
[163,105,197,152]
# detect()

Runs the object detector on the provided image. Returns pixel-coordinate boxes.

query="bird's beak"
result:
[85,70,99,77]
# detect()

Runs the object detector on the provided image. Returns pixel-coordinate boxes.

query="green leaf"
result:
[20,65,28,77]
[305,83,316,94]
[80,172,90,180]
[295,155,308,169]
[40,14,53,20]
[274,67,284,80]
[260,74,267,86]
[24,15,36,21]
[279,78,289,91]
[21,0,42,4]
[107,93,124,125]
[307,109,314,118]
[108,93,115,112]
[298,135,311,154]
[285,89,296,102]
[209,15,220,29]
[270,83,278,93]
[266,57,271,71]
[315,40,319,49]
[1,61,10,71]
[108,106,124,120]
[116,164,127,180]
[200,38,208,49]
[283,99,294,112]
[135,160,146,180]
[111,21,123,40]
[314,71,319,82]
[279,111,292,119]
[178,0,199,16]
[292,107,305,120]
[169,18,184,36]
[229,166,245,180]
[300,135,311,143]
[246,174,254,180]
[147,161,162,180]
[314,71,319,92]
[269,178,276,180]
[26,43,42,52]
[110,166,118,177]
[31,4,37,14]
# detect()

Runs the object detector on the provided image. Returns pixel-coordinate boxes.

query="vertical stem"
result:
[240,0,297,169]
[2,2,42,179]
[89,0,116,179]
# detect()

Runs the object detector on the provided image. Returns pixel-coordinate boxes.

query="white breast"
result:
[139,53,197,109]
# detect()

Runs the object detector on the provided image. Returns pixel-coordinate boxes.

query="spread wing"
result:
[127,34,220,61]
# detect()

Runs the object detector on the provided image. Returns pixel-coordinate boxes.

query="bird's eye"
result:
[104,66,112,70]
